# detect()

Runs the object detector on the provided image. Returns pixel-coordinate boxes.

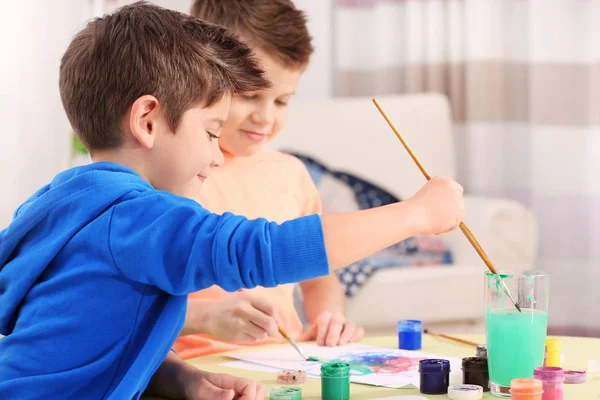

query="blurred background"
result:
[1,0,598,337]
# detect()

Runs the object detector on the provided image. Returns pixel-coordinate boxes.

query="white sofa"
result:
[271,93,538,335]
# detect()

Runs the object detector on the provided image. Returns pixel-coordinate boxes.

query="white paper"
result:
[221,343,461,389]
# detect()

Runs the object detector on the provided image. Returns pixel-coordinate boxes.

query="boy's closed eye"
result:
[206,131,219,141]
[240,93,258,101]
[240,93,289,107]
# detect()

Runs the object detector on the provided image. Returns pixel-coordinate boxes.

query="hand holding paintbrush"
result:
[372,98,521,312]
[233,289,308,360]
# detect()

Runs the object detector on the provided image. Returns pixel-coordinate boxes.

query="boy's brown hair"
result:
[191,0,313,69]
[59,1,269,151]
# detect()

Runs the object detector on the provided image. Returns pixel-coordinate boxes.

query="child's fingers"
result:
[450,181,464,194]
[338,321,357,345]
[352,326,366,342]
[243,305,279,337]
[315,312,333,346]
[204,372,259,399]
[227,376,260,400]
[248,294,276,317]
[237,321,268,342]
[325,313,346,346]
[194,378,235,400]
[255,383,266,400]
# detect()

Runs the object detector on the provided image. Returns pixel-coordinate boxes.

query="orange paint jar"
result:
[510,378,543,400]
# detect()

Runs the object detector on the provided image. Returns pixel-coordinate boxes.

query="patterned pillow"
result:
[289,152,400,210]
[284,151,452,297]
[332,170,400,209]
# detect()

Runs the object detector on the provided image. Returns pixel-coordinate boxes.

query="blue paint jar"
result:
[419,359,451,395]
[397,320,422,350]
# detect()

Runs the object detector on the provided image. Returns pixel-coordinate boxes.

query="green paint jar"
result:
[269,386,302,400]
[321,362,350,400]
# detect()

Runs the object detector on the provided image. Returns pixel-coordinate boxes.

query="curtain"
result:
[335,0,600,334]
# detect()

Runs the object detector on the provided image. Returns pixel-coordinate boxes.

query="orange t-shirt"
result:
[173,148,322,359]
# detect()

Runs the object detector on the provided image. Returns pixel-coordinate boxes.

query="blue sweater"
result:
[0,162,328,399]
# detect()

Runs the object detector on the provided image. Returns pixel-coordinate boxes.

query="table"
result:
[157,335,600,399]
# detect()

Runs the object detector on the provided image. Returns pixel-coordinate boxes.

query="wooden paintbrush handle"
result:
[459,223,497,274]
[438,333,479,347]
[372,98,498,274]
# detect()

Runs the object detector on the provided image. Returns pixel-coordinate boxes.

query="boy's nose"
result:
[211,143,225,167]
[251,104,275,125]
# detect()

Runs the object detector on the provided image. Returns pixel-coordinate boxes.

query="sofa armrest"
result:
[440,195,538,270]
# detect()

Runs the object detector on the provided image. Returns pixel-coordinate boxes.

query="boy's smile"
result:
[240,129,269,143]
[197,174,208,183]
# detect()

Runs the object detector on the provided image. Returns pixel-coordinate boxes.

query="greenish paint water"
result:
[486,309,548,387]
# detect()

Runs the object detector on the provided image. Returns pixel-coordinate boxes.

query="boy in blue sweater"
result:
[0,2,465,399]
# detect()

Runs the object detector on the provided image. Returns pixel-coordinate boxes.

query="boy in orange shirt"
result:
[176,0,394,358]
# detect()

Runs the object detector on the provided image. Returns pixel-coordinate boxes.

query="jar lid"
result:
[564,369,587,384]
[397,320,422,331]
[510,378,543,395]
[448,384,484,400]
[270,386,302,400]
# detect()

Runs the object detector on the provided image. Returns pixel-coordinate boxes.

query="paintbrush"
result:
[278,326,309,361]
[372,98,522,313]
[424,329,479,347]
[237,289,308,360]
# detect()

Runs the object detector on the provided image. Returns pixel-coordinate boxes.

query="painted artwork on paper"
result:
[223,343,461,388]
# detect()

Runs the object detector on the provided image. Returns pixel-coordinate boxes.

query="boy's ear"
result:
[129,95,161,149]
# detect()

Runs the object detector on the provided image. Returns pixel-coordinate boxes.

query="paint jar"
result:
[270,386,302,400]
[419,359,450,395]
[320,362,350,400]
[544,338,561,367]
[476,344,487,358]
[485,270,549,397]
[510,378,543,400]
[462,357,489,392]
[534,367,563,400]
[397,320,422,350]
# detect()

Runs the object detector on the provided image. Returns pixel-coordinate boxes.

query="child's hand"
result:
[299,312,365,346]
[205,292,279,343]
[407,176,464,235]
[184,370,265,400]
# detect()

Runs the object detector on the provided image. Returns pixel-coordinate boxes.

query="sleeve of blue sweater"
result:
[108,191,329,295]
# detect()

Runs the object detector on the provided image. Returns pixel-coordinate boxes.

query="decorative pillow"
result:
[331,170,400,209]
[291,152,399,211]
[293,153,360,214]
[284,151,452,298]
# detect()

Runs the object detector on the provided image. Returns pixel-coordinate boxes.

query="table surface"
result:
[156,335,600,399]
